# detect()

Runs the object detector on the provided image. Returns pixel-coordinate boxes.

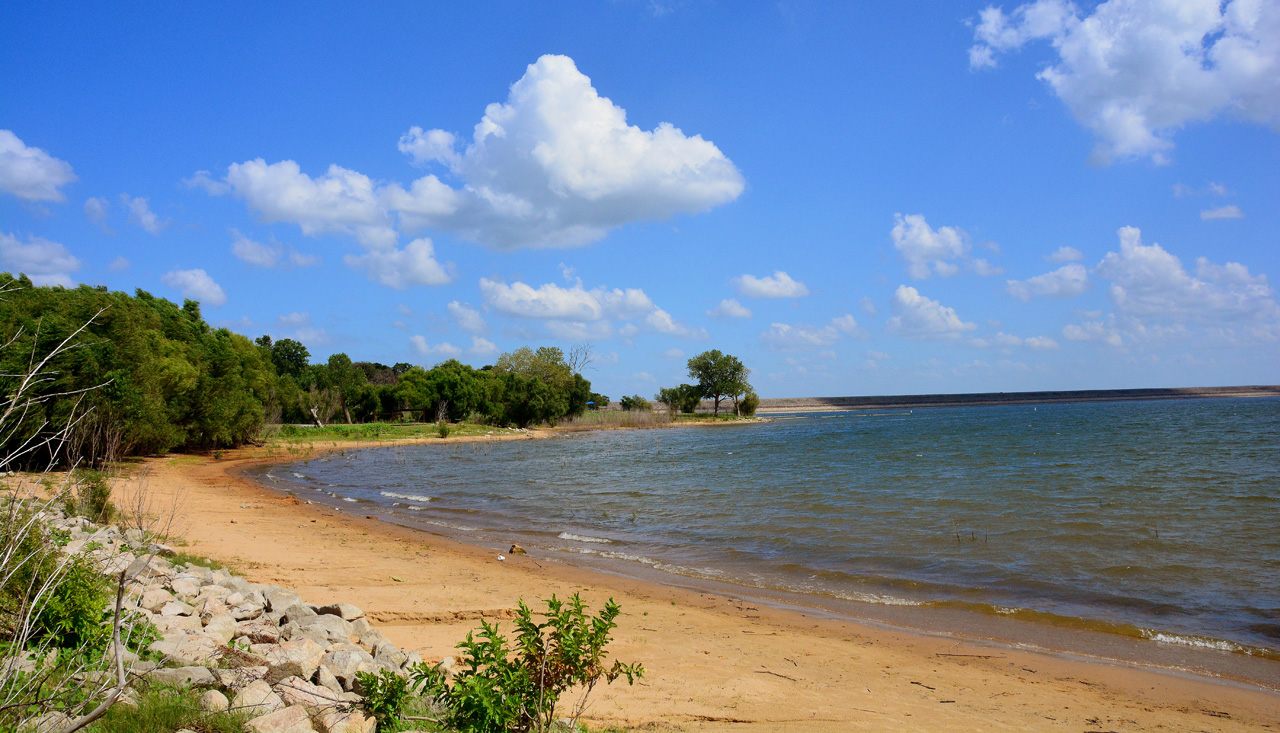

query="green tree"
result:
[686,350,749,417]
[270,338,310,379]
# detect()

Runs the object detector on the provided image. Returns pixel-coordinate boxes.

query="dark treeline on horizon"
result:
[0,274,606,466]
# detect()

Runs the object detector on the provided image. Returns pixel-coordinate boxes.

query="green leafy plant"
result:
[356,667,411,732]
[412,594,643,733]
[437,422,451,439]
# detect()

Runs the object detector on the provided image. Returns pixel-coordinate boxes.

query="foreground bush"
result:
[362,594,643,733]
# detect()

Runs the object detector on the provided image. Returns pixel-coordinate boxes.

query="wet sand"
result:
[118,439,1280,731]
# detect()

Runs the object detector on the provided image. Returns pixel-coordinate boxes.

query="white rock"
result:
[199,689,230,712]
[233,679,286,716]
[245,705,315,733]
[316,708,376,733]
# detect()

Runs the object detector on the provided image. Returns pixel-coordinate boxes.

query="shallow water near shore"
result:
[253,397,1280,673]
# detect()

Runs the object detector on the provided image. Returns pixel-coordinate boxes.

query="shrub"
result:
[412,594,643,733]
[618,395,651,412]
[356,668,410,731]
[68,470,115,524]
[437,422,451,439]
[738,389,760,417]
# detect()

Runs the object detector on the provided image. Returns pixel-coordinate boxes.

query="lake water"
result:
[252,397,1280,661]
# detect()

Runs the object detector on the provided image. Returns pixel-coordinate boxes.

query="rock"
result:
[146,542,176,557]
[402,650,423,670]
[356,628,387,652]
[302,614,353,644]
[199,688,230,712]
[280,602,318,626]
[19,712,71,732]
[315,664,344,695]
[319,650,374,690]
[232,602,265,621]
[149,633,222,666]
[264,588,302,613]
[233,679,286,716]
[316,603,363,621]
[139,588,175,612]
[212,666,268,693]
[261,638,326,684]
[316,708,376,733]
[203,614,238,644]
[348,663,382,694]
[374,645,406,670]
[171,576,202,596]
[245,705,316,733]
[160,600,195,617]
[198,596,229,621]
[239,620,281,644]
[348,618,373,637]
[154,614,204,634]
[218,576,253,595]
[149,665,216,687]
[509,543,527,555]
[274,675,339,714]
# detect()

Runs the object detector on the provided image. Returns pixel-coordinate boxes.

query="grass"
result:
[259,421,520,445]
[166,550,237,575]
[85,685,249,733]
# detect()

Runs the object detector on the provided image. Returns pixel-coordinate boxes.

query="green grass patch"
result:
[260,421,519,445]
[166,551,236,575]
[85,685,249,733]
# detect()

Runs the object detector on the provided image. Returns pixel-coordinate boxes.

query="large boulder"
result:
[316,603,363,621]
[315,709,376,733]
[245,705,315,733]
[273,675,339,714]
[202,614,238,645]
[148,666,216,687]
[318,650,374,691]
[264,588,302,613]
[261,638,326,684]
[233,679,286,716]
[148,633,222,666]
[301,614,353,644]
[199,689,230,712]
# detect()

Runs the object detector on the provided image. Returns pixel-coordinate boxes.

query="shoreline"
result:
[754,385,1280,413]
[117,438,1280,730]
[247,436,1280,691]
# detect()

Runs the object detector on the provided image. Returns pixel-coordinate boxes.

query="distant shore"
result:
[753,384,1280,413]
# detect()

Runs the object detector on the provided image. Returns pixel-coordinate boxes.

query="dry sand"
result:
[118,438,1280,732]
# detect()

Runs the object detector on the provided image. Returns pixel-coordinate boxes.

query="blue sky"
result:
[2,0,1277,397]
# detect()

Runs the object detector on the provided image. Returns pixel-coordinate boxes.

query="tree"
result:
[326,352,366,424]
[655,384,701,414]
[270,338,310,379]
[686,350,749,416]
[619,395,651,411]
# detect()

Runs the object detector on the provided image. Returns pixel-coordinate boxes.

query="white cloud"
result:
[230,230,319,268]
[734,271,810,298]
[161,268,227,306]
[1006,263,1089,301]
[761,314,863,351]
[1063,316,1125,347]
[1047,245,1083,263]
[108,256,129,272]
[479,278,655,321]
[447,301,488,333]
[860,297,879,316]
[886,285,978,338]
[971,0,1280,164]
[661,348,686,359]
[223,159,394,246]
[1095,225,1280,325]
[468,336,499,357]
[184,170,231,196]
[0,130,76,202]
[342,238,453,289]
[890,214,1000,279]
[0,232,81,286]
[970,331,1060,349]
[892,214,967,279]
[479,276,703,339]
[83,197,109,225]
[395,54,744,248]
[1201,205,1244,220]
[410,336,463,358]
[121,195,169,234]
[276,312,311,328]
[706,298,752,318]
[644,308,707,339]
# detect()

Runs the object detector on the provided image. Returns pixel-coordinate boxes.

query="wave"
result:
[1140,629,1246,653]
[558,532,612,544]
[381,491,433,503]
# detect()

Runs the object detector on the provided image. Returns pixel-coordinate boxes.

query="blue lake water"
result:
[253,397,1280,657]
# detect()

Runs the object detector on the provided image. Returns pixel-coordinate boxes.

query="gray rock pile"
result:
[49,514,439,733]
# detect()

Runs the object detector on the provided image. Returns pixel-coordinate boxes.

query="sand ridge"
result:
[118,440,1280,731]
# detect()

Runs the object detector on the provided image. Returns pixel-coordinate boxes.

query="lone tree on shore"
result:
[687,350,750,416]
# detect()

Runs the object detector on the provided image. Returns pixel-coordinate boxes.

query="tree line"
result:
[0,276,605,465]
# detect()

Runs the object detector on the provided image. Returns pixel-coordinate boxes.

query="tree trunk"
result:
[342,403,353,424]
[309,406,325,428]
[713,396,721,416]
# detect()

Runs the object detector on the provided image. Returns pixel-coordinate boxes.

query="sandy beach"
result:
[118,437,1280,732]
